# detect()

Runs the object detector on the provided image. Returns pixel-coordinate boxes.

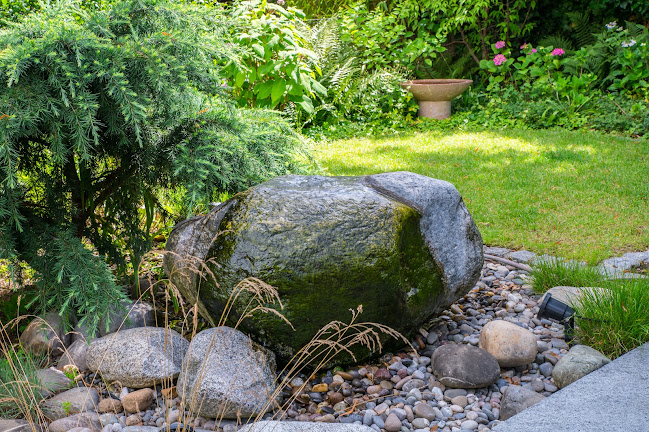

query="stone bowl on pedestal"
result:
[399,79,473,119]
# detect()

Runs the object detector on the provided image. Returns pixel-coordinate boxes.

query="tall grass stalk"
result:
[0,321,47,426]
[575,278,649,359]
[2,247,411,430]
[530,258,605,293]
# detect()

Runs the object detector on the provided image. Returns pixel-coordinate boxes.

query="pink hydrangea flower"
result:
[550,48,565,56]
[531,48,537,53]
[493,54,507,66]
[495,41,506,49]
[520,43,528,49]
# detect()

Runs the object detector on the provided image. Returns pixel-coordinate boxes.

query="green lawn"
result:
[314,128,649,263]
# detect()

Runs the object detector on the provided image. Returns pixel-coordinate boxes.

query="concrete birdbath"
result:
[399,79,473,119]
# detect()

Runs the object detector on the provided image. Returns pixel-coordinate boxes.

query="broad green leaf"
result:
[296,95,314,114]
[255,81,273,100]
[252,44,265,58]
[271,80,287,105]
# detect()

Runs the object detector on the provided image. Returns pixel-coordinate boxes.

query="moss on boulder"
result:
[164,172,483,364]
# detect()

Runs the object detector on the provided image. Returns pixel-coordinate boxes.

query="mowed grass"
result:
[314,128,649,263]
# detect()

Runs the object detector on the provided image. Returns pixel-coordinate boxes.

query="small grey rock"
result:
[499,385,546,421]
[42,387,100,420]
[49,413,102,432]
[431,344,500,389]
[552,345,611,389]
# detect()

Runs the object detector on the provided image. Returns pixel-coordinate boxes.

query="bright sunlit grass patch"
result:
[315,128,649,263]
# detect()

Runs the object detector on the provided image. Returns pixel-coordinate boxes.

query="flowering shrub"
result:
[578,21,649,98]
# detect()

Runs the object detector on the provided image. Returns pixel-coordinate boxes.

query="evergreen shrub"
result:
[0,0,307,332]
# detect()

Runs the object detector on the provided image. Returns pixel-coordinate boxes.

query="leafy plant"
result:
[0,0,308,334]
[61,400,72,415]
[304,16,416,127]
[223,0,327,115]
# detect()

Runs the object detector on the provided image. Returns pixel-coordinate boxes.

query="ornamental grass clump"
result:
[574,278,649,359]
[530,258,605,294]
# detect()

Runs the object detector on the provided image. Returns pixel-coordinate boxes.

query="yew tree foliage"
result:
[0,0,306,331]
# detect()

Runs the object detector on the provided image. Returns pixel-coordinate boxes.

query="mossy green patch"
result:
[199,177,445,364]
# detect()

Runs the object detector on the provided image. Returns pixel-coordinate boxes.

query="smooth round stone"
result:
[552,345,611,389]
[466,411,478,421]
[450,405,464,413]
[544,382,558,392]
[367,385,382,395]
[391,408,407,421]
[413,403,436,421]
[432,345,500,389]
[479,320,537,367]
[402,379,425,393]
[539,362,553,377]
[384,413,401,432]
[531,380,545,392]
[380,380,394,390]
[412,370,425,380]
[412,418,430,429]
[451,396,468,408]
[372,416,384,429]
[461,420,479,430]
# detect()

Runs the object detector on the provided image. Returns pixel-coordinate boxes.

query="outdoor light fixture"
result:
[537,293,576,343]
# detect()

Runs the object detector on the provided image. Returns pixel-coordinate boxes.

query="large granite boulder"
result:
[177,327,277,419]
[164,172,483,363]
[86,327,188,388]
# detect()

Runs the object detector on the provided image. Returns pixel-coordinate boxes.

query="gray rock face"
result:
[19,311,71,356]
[552,345,611,389]
[541,286,607,308]
[507,250,537,263]
[98,300,156,337]
[86,327,188,388]
[238,421,376,432]
[176,327,277,419]
[431,344,501,389]
[164,172,483,363]
[36,368,72,397]
[57,339,90,372]
[48,413,102,432]
[0,419,36,432]
[42,387,100,420]
[499,385,546,421]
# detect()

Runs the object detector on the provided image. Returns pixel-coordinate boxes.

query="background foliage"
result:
[0,0,307,332]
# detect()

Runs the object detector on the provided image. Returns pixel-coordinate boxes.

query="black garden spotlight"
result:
[537,293,576,343]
